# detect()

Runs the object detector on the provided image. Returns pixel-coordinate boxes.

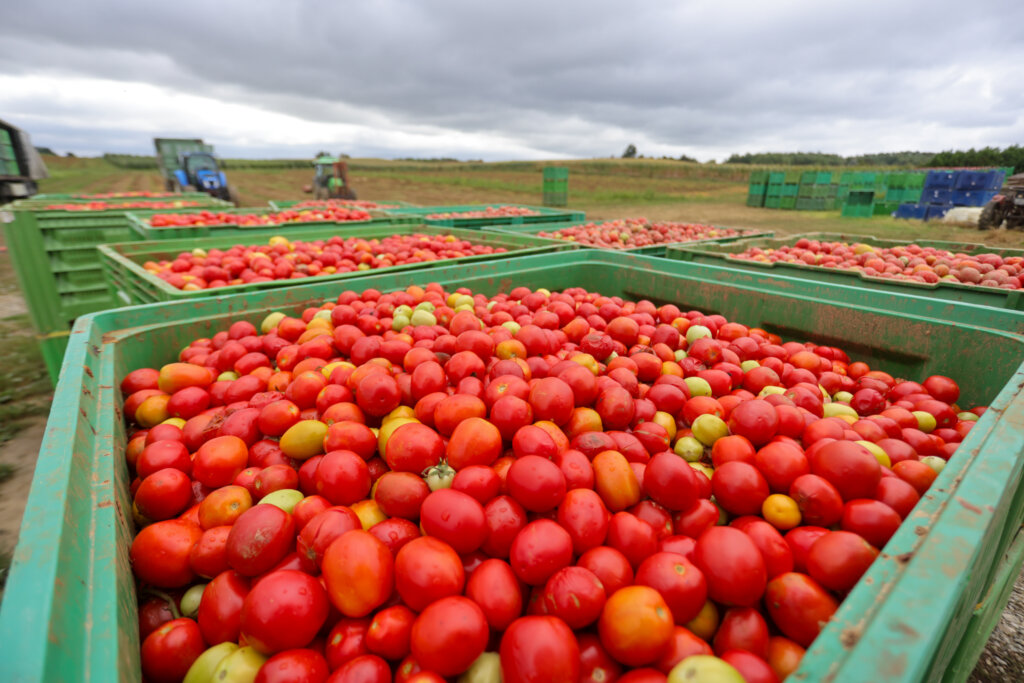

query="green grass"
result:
[0,314,52,445]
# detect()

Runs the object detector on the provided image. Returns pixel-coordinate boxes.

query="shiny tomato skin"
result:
[557,488,611,555]
[225,504,296,577]
[643,452,703,512]
[784,526,830,574]
[599,585,674,667]
[394,536,465,612]
[578,632,624,683]
[541,566,606,629]
[720,649,781,683]
[481,495,529,558]
[655,626,713,674]
[507,455,568,513]
[198,569,249,644]
[452,465,502,505]
[372,471,430,519]
[606,511,659,570]
[764,572,839,647]
[841,499,902,549]
[325,618,371,671]
[730,517,795,580]
[240,570,329,654]
[254,649,330,683]
[419,488,488,554]
[366,604,416,661]
[713,606,770,659]
[712,462,770,517]
[500,615,581,683]
[806,530,879,593]
[693,526,767,607]
[510,519,574,586]
[635,552,707,625]
[410,596,489,677]
[140,617,205,683]
[322,530,394,617]
[329,654,392,683]
[809,440,881,501]
[465,558,523,630]
[297,506,362,572]
[789,474,844,527]
[130,518,203,588]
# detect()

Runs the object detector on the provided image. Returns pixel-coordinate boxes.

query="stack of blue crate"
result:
[895,169,1005,221]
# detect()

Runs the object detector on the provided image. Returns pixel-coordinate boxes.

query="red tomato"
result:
[510,519,574,586]
[874,476,921,519]
[138,597,175,642]
[643,452,703,511]
[764,572,839,647]
[730,517,794,580]
[366,605,415,661]
[727,399,779,445]
[140,618,205,683]
[713,606,770,659]
[193,435,249,488]
[370,517,421,555]
[255,649,330,683]
[507,455,568,512]
[712,461,770,516]
[419,488,488,554]
[672,499,720,539]
[789,474,844,527]
[753,442,809,493]
[655,626,713,674]
[635,552,707,625]
[315,450,371,506]
[325,618,371,671]
[542,566,606,629]
[481,495,529,558]
[606,511,659,570]
[452,465,502,504]
[240,570,328,654]
[557,488,611,555]
[328,654,392,683]
[198,569,249,644]
[322,530,394,617]
[500,616,581,682]
[465,558,523,630]
[807,530,879,593]
[720,649,780,683]
[135,468,193,521]
[410,596,489,676]
[555,449,596,490]
[841,499,902,548]
[373,471,430,519]
[809,440,881,501]
[578,545,635,597]
[225,504,296,577]
[395,536,465,612]
[579,632,623,683]
[130,518,202,588]
[693,527,767,607]
[297,506,362,572]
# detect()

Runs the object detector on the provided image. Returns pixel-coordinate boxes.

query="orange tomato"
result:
[598,585,674,666]
[593,450,641,512]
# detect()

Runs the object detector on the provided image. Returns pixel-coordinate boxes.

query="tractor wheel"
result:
[978,201,1003,231]
[165,179,176,193]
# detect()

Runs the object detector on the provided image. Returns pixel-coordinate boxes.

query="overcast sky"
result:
[2,1,1023,162]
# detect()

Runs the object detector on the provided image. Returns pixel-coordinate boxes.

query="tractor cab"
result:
[179,152,228,196]
[310,154,356,200]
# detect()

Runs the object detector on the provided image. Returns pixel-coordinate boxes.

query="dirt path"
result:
[0,417,45,595]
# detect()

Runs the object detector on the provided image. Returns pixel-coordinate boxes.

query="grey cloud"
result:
[2,0,1024,160]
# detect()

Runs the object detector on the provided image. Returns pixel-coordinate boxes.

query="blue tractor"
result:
[154,138,240,206]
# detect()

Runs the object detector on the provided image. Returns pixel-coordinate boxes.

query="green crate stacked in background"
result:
[0,128,19,177]
[764,171,784,209]
[746,170,768,207]
[2,197,233,384]
[779,170,800,209]
[542,167,569,207]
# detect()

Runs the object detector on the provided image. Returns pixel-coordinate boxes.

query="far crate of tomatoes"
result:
[2,250,1023,683]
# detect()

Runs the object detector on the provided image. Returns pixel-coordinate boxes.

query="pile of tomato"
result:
[123,283,976,682]
[537,219,746,250]
[147,207,372,229]
[287,200,401,211]
[142,235,510,291]
[425,206,541,220]
[71,191,181,199]
[730,238,1024,289]
[42,200,204,211]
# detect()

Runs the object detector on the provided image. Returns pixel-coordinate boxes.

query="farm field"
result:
[2,155,1023,681]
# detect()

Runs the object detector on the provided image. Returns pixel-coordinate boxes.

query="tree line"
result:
[723,147,1021,172]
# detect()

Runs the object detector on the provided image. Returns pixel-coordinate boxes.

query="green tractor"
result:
[307,153,357,201]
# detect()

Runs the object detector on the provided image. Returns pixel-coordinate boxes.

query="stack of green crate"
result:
[2,197,233,383]
[542,167,569,207]
[747,170,768,207]
[0,129,19,177]
[764,172,784,209]
[842,190,875,217]
[779,170,800,209]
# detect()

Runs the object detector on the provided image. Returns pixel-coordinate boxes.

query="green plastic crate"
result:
[267,199,418,211]
[385,204,585,229]
[764,196,782,209]
[796,198,814,210]
[800,171,817,185]
[823,198,838,210]
[768,171,785,184]
[815,171,833,184]
[2,202,232,333]
[780,184,799,197]
[780,196,797,209]
[798,184,814,198]
[99,224,577,305]
[746,193,765,208]
[749,170,769,184]
[766,183,783,197]
[873,201,899,216]
[888,172,907,189]
[127,209,417,241]
[907,172,927,189]
[783,170,802,183]
[665,232,1024,325]
[37,331,70,387]
[748,182,767,195]
[4,249,1024,682]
